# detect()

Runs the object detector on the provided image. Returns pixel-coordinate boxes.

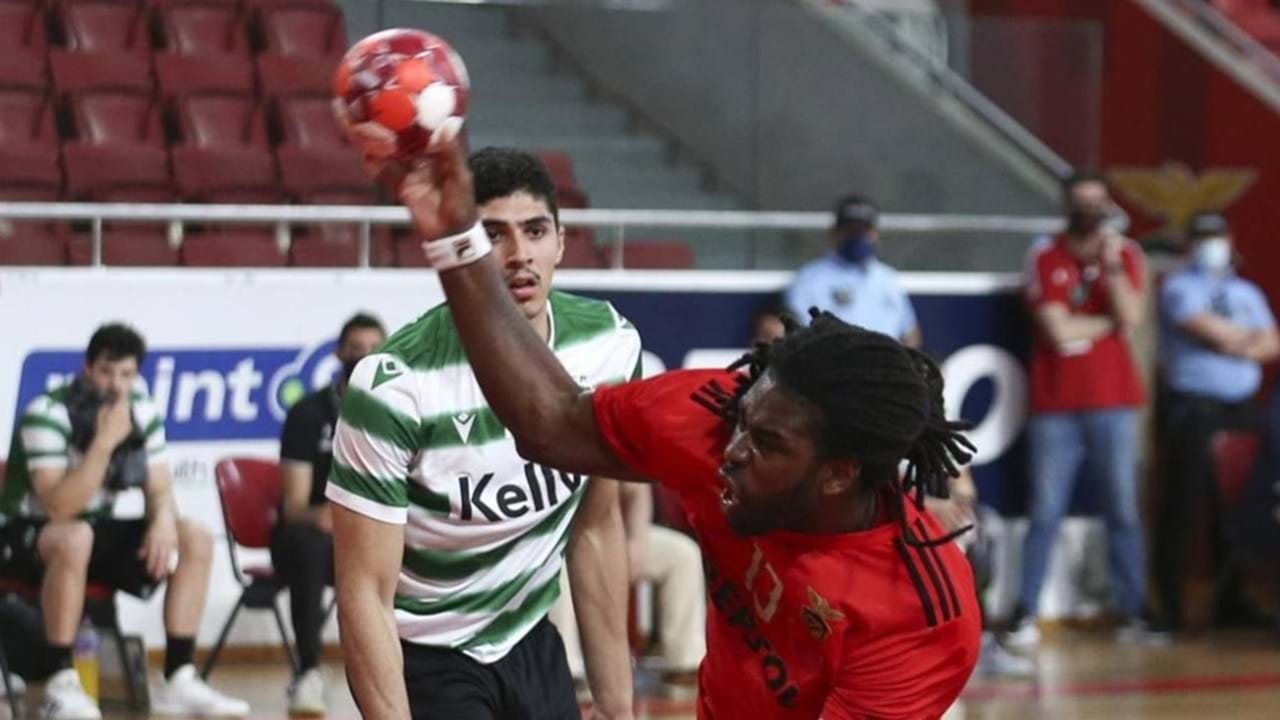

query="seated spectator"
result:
[272,312,386,714]
[0,324,249,719]
[550,483,706,684]
[785,195,921,347]
[1155,211,1279,631]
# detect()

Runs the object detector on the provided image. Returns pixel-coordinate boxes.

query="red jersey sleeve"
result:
[591,368,738,496]
[1025,239,1070,308]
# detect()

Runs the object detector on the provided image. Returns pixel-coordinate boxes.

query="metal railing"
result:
[1168,0,1280,84]
[0,202,1063,268]
[808,0,1072,183]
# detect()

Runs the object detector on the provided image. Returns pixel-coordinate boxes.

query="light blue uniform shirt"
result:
[785,254,918,340]
[1160,265,1276,401]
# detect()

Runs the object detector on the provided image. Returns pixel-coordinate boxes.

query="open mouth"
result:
[506,274,539,302]
[719,466,740,509]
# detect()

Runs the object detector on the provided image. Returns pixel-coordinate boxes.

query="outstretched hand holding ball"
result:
[334,29,479,258]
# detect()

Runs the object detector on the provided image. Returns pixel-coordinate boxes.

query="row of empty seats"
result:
[0,223,696,268]
[0,1,697,267]
[2,0,344,57]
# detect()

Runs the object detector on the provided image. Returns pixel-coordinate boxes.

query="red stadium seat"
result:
[155,53,255,96]
[0,150,62,197]
[201,457,301,677]
[278,145,390,266]
[276,143,371,199]
[0,226,70,265]
[57,0,150,53]
[394,236,432,268]
[63,144,174,200]
[182,230,287,266]
[256,52,333,97]
[171,145,283,201]
[561,229,606,269]
[51,50,153,93]
[157,0,251,56]
[0,185,70,266]
[275,93,344,147]
[1211,430,1261,508]
[537,151,582,193]
[0,50,47,89]
[174,93,269,148]
[0,90,58,146]
[257,3,346,57]
[0,0,48,52]
[605,240,696,269]
[69,231,180,266]
[68,90,165,147]
[290,233,394,267]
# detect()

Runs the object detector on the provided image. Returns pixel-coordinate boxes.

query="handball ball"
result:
[333,28,470,158]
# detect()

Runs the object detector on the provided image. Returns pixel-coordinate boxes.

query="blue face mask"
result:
[837,233,875,264]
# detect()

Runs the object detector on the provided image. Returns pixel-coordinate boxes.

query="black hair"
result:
[470,147,560,224]
[338,312,386,347]
[1061,170,1109,201]
[726,309,975,546]
[85,323,146,366]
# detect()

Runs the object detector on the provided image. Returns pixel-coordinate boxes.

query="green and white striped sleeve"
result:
[325,353,422,525]
[19,395,72,473]
[132,393,167,464]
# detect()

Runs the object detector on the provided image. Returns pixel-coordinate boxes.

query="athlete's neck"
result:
[527,310,551,344]
[809,485,882,534]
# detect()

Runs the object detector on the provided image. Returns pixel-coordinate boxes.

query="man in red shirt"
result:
[341,123,980,719]
[1009,171,1158,647]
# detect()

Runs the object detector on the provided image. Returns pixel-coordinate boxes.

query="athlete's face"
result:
[719,372,829,536]
[479,192,565,332]
[83,355,139,402]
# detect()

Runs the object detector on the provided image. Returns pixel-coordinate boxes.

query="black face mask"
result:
[342,358,361,384]
[1067,207,1109,236]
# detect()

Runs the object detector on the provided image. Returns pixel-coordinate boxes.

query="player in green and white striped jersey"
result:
[0,324,249,719]
[328,149,639,720]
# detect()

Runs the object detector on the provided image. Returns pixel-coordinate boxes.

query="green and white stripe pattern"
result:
[0,386,167,520]
[325,291,642,663]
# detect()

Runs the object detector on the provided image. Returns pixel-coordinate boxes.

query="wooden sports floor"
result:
[6,630,1280,719]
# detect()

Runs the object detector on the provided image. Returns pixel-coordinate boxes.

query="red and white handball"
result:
[332,28,470,158]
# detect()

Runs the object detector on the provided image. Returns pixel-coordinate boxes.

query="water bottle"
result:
[72,621,99,701]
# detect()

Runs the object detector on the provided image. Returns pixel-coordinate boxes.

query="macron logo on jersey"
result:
[371,357,406,389]
[452,412,476,444]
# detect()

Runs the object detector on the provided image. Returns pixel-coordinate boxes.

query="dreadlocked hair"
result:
[727,309,976,547]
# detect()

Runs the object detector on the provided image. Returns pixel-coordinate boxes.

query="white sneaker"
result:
[1115,618,1172,647]
[976,632,1035,677]
[38,669,101,720]
[287,667,326,716]
[1004,617,1040,650]
[1,672,27,698]
[151,665,251,717]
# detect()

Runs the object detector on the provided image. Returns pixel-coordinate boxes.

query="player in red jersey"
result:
[345,122,981,719]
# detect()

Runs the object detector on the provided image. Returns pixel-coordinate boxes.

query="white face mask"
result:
[1193,236,1232,272]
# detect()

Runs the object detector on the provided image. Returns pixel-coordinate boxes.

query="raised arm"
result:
[351,124,635,480]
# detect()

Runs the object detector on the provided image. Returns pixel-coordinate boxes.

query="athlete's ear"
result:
[554,221,565,266]
[819,458,860,497]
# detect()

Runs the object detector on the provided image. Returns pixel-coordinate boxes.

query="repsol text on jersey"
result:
[457,463,586,521]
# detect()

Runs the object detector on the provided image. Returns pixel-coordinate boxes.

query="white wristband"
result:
[422,221,491,270]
